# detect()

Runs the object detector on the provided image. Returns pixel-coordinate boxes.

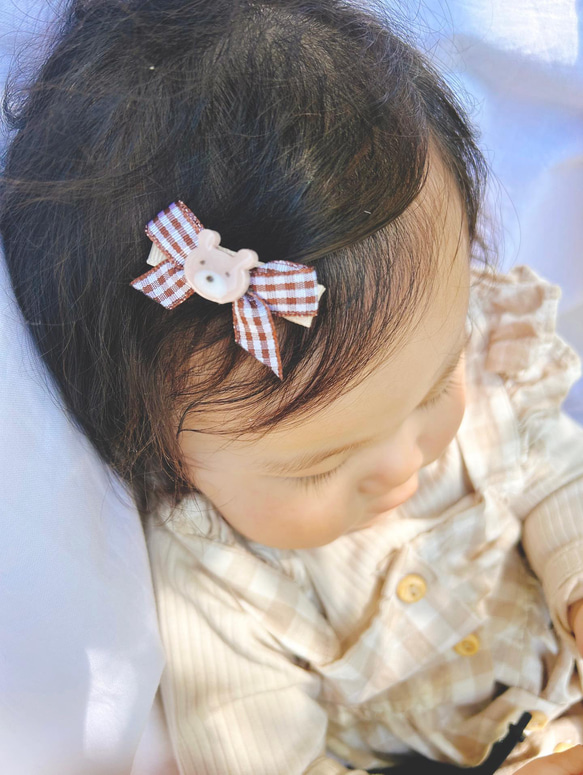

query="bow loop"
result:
[145,200,204,266]
[249,261,320,320]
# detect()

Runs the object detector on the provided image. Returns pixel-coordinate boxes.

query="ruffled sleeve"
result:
[479,265,581,441]
[471,265,583,649]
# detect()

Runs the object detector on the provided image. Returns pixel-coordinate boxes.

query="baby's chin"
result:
[347,510,396,533]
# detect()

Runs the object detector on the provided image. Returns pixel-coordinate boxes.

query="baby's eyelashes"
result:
[287,459,349,489]
[418,377,456,411]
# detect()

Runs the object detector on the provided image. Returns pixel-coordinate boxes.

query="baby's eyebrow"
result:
[261,334,469,477]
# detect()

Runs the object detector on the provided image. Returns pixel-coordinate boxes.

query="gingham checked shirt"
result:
[146,266,583,775]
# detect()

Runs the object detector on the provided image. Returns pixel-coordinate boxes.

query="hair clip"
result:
[130,201,325,378]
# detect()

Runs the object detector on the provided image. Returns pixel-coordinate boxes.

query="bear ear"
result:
[235,248,259,270]
[198,229,221,250]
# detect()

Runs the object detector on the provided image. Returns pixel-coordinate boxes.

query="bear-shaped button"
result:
[183,229,259,303]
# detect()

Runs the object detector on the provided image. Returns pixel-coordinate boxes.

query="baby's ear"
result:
[234,248,259,270]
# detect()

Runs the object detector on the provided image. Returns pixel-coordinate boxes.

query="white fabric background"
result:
[0,1,581,773]
[0,255,167,774]
[0,4,170,774]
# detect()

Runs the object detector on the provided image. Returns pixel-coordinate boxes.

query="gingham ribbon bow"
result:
[130,201,323,378]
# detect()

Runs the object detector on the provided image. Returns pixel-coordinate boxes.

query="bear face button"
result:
[183,229,259,304]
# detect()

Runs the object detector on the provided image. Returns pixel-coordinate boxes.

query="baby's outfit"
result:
[146,266,583,775]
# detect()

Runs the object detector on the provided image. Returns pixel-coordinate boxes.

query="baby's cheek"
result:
[266,496,337,549]
[211,484,302,547]
[195,466,354,549]
[244,487,350,549]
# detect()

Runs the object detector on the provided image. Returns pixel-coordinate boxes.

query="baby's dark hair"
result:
[0,0,489,515]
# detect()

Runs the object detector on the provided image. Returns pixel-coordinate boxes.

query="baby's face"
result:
[179,164,471,549]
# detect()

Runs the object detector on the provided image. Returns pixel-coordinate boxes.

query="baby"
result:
[1,1,583,773]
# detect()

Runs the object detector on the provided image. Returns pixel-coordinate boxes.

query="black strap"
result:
[366,712,532,775]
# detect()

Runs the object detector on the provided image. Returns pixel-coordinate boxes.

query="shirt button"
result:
[554,742,575,753]
[397,574,427,603]
[453,633,480,656]
[526,711,548,732]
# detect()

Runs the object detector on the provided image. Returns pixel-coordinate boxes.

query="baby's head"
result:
[0,0,489,542]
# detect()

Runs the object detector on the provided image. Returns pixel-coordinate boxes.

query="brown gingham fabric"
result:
[233,261,320,378]
[130,202,320,377]
[130,201,204,309]
[146,266,583,775]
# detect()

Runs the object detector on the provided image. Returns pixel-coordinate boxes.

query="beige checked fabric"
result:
[131,201,321,377]
[146,265,583,775]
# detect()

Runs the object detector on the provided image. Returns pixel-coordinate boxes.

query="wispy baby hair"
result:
[0,0,489,515]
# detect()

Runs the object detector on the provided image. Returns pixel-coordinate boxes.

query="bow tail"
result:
[233,293,283,379]
[130,257,195,309]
